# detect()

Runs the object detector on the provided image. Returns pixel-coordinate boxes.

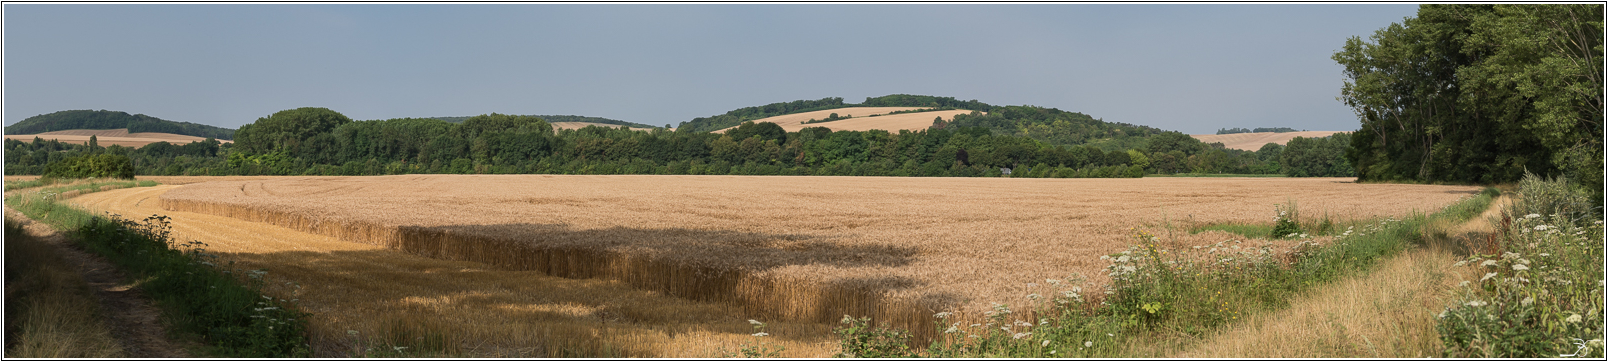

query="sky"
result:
[3,3,1419,134]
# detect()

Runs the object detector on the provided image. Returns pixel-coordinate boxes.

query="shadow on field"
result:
[243,245,952,357]
[404,223,920,271]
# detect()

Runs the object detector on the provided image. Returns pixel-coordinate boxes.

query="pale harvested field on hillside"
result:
[153,175,1480,338]
[715,107,977,133]
[4,128,231,148]
[1192,131,1349,151]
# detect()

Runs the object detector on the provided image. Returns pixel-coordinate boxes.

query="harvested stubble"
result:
[154,175,1481,343]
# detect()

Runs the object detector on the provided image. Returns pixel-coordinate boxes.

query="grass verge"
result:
[4,179,312,357]
[3,217,126,358]
[834,189,1498,358]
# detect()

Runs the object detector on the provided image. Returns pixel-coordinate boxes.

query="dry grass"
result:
[4,213,126,358]
[144,175,1480,344]
[1191,131,1350,151]
[1158,196,1507,358]
[4,128,229,148]
[713,107,977,133]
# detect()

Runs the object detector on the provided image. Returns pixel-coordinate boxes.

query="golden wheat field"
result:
[713,107,977,133]
[125,175,1480,349]
[4,128,231,148]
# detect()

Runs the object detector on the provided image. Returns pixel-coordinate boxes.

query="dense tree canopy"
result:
[1336,4,1601,197]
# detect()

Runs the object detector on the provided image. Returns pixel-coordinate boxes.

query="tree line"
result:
[1216,127,1304,134]
[6,107,1354,179]
[1335,4,1601,201]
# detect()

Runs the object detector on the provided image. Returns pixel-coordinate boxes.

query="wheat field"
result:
[140,175,1481,347]
[3,128,230,148]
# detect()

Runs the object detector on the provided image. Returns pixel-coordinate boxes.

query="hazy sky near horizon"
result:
[4,4,1418,134]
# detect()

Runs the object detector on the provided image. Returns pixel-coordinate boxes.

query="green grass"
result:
[1190,223,1274,239]
[835,192,1497,358]
[4,179,312,357]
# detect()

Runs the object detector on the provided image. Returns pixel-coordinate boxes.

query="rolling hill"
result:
[713,107,979,133]
[6,110,235,140]
[428,114,658,129]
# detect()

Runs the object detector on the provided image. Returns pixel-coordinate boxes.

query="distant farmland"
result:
[1191,131,1349,151]
[4,128,230,148]
[714,107,977,133]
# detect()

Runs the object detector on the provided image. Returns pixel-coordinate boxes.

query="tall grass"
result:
[5,180,312,357]
[841,192,1497,357]
[1436,173,1603,358]
[3,217,126,358]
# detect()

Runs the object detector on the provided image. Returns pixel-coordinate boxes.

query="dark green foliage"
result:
[832,316,919,358]
[858,94,994,111]
[232,107,353,157]
[41,153,135,179]
[427,114,656,129]
[5,110,235,140]
[1279,133,1354,177]
[1336,4,1601,199]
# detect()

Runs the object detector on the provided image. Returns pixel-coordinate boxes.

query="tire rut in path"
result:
[5,207,193,358]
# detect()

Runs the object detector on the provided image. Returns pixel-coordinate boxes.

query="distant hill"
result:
[6,110,235,140]
[679,94,996,133]
[428,115,657,129]
[1192,131,1350,151]
[1216,127,1304,135]
[714,107,978,134]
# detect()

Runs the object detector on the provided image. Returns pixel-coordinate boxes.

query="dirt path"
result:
[1166,195,1510,357]
[4,207,193,358]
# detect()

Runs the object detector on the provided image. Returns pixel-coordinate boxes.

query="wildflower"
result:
[1466,300,1488,307]
[1458,281,1470,287]
[934,312,952,319]
[1525,213,1541,219]
[1534,225,1551,231]
[1027,293,1041,300]
[1481,272,1499,282]
[749,319,762,325]
[945,325,960,334]
[1438,310,1448,319]
[1512,264,1529,271]
[1453,260,1468,267]
[1566,314,1583,323]
[1085,341,1093,348]
[752,332,768,337]
[1013,332,1031,340]
[1521,297,1534,306]
[1481,260,1499,268]
[1042,340,1051,347]
[1046,279,1061,285]
[1115,255,1130,263]
[1540,253,1550,257]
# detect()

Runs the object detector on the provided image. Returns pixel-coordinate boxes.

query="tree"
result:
[234,107,353,156]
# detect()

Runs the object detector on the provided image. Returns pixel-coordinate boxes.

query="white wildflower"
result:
[1521,297,1534,306]
[1481,272,1499,282]
[1566,314,1583,323]
[1013,332,1031,340]
[1512,264,1529,271]
[1042,340,1051,347]
[752,332,768,337]
[1466,300,1488,307]
[1438,310,1448,319]
[934,312,952,319]
[1534,225,1551,231]
[1524,213,1541,219]
[1458,280,1470,287]
[1482,260,1499,267]
[1085,341,1093,348]
[1027,293,1041,300]
[945,325,960,334]
[1115,255,1130,263]
[749,319,762,325]
[1453,260,1468,267]
[1540,253,1550,257]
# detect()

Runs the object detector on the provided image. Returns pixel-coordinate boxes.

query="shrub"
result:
[41,153,135,180]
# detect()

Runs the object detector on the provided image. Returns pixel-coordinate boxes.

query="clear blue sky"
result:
[3,4,1418,134]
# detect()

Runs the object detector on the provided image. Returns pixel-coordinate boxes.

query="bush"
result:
[41,153,135,180]
[1437,175,1603,358]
